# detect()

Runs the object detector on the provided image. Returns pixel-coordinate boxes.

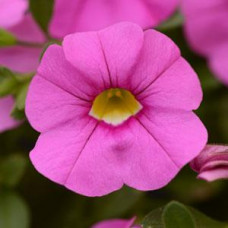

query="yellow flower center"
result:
[89,88,142,126]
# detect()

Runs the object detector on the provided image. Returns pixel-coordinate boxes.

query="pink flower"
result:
[0,0,45,73]
[190,145,228,182]
[50,0,179,38]
[26,22,207,196]
[182,0,228,85]
[92,217,140,228]
[0,96,21,132]
[0,0,45,132]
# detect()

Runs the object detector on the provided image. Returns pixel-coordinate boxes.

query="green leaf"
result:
[189,207,228,228]
[0,191,30,228]
[156,11,183,31]
[0,67,32,120]
[0,154,27,188]
[163,202,195,228]
[10,76,31,120]
[141,207,164,228]
[15,80,30,110]
[29,0,54,34]
[39,40,61,61]
[94,187,143,219]
[0,67,14,78]
[48,187,144,228]
[0,67,17,97]
[0,29,17,47]
[141,201,228,228]
[10,106,25,120]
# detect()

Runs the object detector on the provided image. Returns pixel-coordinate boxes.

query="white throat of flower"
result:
[89,88,142,126]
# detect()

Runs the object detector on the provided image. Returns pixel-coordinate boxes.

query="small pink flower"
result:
[190,145,228,182]
[0,1,46,73]
[50,0,179,38]
[26,22,207,196]
[92,217,140,228]
[0,0,45,132]
[0,96,21,132]
[182,0,228,85]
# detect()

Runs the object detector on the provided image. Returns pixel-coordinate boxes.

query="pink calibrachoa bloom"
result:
[26,22,207,196]
[182,0,228,85]
[0,0,45,132]
[191,145,228,182]
[92,217,140,228]
[50,0,179,38]
[0,0,33,132]
[0,96,20,132]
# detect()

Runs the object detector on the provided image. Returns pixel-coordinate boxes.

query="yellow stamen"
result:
[115,91,122,97]
[89,88,142,126]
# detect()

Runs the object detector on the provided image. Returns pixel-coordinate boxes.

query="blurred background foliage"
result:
[0,5,228,228]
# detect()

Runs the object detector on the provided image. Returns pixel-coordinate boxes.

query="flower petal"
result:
[137,57,203,111]
[190,145,228,172]
[64,117,177,195]
[190,145,228,182]
[37,44,97,100]
[130,29,180,94]
[30,120,124,197]
[0,14,45,73]
[8,14,45,43]
[63,112,206,194]
[137,108,208,168]
[0,96,21,132]
[209,44,228,85]
[182,0,228,56]
[98,22,143,87]
[30,117,97,186]
[64,123,131,196]
[0,0,28,28]
[63,22,144,88]
[63,32,111,90]
[26,76,90,133]
[92,217,136,228]
[198,168,228,182]
[50,0,178,38]
[122,118,179,190]
[182,0,226,15]
[0,46,42,73]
